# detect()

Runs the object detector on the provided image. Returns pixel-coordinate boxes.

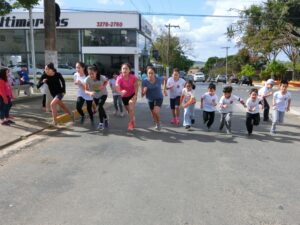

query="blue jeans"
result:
[271,110,285,132]
[0,96,12,120]
[183,104,195,126]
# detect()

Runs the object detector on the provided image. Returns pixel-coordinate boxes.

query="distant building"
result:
[0,11,152,75]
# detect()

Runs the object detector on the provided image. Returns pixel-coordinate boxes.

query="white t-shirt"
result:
[109,79,120,96]
[166,77,186,99]
[246,97,263,114]
[181,88,195,104]
[258,86,272,98]
[219,94,240,113]
[201,92,218,112]
[273,91,292,112]
[73,73,93,101]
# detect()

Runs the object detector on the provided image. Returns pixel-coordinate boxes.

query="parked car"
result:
[8,65,44,75]
[216,74,227,83]
[179,70,186,79]
[57,64,76,75]
[206,76,216,83]
[193,72,205,82]
[229,76,239,84]
[184,74,193,81]
[239,76,253,86]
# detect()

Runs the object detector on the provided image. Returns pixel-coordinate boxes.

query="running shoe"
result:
[7,120,15,124]
[175,117,180,125]
[128,121,134,131]
[171,118,176,124]
[1,121,10,126]
[97,123,104,130]
[155,123,161,131]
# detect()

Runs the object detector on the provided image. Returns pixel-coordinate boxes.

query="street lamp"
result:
[165,24,179,77]
[221,46,230,80]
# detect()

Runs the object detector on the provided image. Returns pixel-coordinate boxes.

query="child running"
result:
[166,68,186,125]
[258,79,274,122]
[116,63,138,131]
[219,86,246,135]
[200,83,218,131]
[109,72,124,117]
[85,64,108,130]
[141,65,165,131]
[270,80,292,135]
[245,88,263,136]
[40,63,72,125]
[0,68,14,125]
[180,80,196,130]
[74,62,94,124]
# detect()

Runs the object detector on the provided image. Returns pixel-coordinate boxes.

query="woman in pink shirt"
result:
[0,68,14,125]
[116,63,138,130]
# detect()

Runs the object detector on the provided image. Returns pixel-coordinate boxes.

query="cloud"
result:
[150,0,264,61]
[97,0,124,5]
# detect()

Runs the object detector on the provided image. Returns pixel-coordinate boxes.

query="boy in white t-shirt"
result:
[219,86,246,135]
[200,83,218,131]
[245,88,263,135]
[270,80,292,135]
[166,68,186,125]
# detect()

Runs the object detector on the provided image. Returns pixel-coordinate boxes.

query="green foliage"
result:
[151,33,194,73]
[0,0,39,15]
[260,61,287,80]
[239,64,256,78]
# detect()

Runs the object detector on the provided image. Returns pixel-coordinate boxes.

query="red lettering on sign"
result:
[96,22,123,27]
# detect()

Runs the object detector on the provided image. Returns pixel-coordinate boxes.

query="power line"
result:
[129,0,139,12]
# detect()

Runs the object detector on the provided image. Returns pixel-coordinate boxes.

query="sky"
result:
[29,0,274,62]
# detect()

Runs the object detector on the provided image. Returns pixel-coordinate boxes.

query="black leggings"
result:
[246,112,260,134]
[94,95,107,123]
[76,96,93,120]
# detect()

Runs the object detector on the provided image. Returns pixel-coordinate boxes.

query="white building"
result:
[0,11,152,75]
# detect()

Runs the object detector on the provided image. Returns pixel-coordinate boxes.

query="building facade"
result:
[0,11,152,75]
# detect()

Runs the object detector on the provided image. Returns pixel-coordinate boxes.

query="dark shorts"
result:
[148,98,163,110]
[170,96,181,109]
[122,93,135,106]
[54,93,64,100]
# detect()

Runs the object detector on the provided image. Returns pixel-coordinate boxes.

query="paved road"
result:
[0,83,300,225]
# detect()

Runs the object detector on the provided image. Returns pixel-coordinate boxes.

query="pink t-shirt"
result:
[116,74,137,97]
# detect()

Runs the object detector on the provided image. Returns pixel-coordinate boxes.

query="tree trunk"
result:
[44,0,57,67]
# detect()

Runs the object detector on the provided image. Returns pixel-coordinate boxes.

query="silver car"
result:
[193,73,205,82]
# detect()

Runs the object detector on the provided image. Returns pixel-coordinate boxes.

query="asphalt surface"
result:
[0,82,299,225]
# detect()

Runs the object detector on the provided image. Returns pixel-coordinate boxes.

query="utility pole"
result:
[44,0,57,67]
[29,8,37,86]
[221,46,230,81]
[165,24,179,77]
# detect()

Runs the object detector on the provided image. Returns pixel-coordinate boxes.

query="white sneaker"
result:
[120,112,125,117]
[97,123,104,130]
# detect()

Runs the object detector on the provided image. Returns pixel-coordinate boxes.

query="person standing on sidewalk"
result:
[116,63,138,131]
[109,72,124,117]
[258,78,274,122]
[245,88,263,136]
[74,62,94,124]
[0,68,14,125]
[270,80,292,135]
[200,83,218,131]
[85,64,108,130]
[141,65,166,131]
[166,68,185,125]
[42,63,72,125]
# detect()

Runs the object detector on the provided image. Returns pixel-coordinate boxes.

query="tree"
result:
[239,64,256,78]
[151,32,194,74]
[261,60,287,80]
[0,0,39,14]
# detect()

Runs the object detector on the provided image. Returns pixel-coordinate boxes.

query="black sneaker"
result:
[7,120,15,124]
[185,125,191,129]
[191,119,195,124]
[1,121,10,126]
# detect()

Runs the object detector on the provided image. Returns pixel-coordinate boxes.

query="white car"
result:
[57,65,76,75]
[193,73,205,82]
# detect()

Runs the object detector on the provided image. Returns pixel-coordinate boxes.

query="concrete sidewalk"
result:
[0,82,114,150]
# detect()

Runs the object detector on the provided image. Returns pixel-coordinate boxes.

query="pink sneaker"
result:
[175,117,180,125]
[128,122,134,131]
[171,118,176,124]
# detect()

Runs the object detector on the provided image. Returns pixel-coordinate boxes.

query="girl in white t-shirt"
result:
[166,68,186,125]
[74,62,94,124]
[180,80,196,130]
[245,88,263,135]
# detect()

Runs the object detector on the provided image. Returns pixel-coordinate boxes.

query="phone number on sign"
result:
[96,22,123,27]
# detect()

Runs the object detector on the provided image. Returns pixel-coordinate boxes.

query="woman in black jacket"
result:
[38,63,72,125]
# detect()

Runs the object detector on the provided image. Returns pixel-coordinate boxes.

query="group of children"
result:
[176,76,292,136]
